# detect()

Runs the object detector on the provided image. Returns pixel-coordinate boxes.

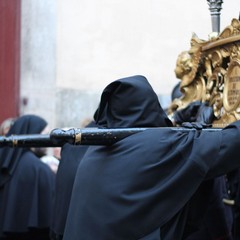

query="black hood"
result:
[0,115,47,187]
[94,75,173,128]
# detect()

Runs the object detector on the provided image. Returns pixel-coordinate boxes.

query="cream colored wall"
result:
[21,0,57,127]
[20,0,239,129]
[56,0,239,94]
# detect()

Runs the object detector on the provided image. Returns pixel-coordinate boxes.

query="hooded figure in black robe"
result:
[63,75,240,240]
[0,114,55,240]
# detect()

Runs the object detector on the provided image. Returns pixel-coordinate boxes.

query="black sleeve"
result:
[206,121,240,178]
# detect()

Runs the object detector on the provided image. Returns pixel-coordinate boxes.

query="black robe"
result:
[226,169,240,240]
[0,115,55,239]
[63,76,239,240]
[51,121,97,239]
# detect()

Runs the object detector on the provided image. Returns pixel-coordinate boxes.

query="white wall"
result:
[21,0,240,128]
[21,0,57,128]
[56,0,239,94]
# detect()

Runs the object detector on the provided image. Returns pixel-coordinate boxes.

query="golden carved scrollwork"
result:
[168,18,240,128]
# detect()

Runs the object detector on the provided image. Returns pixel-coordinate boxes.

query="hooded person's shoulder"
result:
[20,150,55,173]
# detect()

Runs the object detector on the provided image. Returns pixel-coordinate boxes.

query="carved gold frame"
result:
[168,18,240,128]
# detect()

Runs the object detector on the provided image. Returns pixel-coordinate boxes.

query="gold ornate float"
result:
[168,18,240,128]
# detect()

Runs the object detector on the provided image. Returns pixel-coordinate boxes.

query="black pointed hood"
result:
[94,75,172,128]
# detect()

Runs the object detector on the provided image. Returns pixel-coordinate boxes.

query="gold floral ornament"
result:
[168,33,207,114]
[168,18,240,128]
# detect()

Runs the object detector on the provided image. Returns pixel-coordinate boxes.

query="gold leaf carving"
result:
[168,18,240,128]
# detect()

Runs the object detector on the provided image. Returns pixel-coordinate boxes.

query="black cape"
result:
[226,169,240,239]
[51,121,97,239]
[161,176,233,240]
[0,115,55,239]
[63,76,240,240]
